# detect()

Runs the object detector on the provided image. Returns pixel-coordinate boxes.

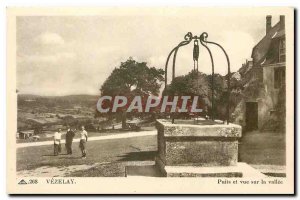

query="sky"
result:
[16,14,280,96]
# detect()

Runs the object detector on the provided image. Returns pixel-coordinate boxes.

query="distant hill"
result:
[18,94,99,109]
[18,94,99,100]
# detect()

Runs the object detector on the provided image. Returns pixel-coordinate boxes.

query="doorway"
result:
[245,102,258,131]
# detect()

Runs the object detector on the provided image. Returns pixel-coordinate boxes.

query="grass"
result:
[238,131,286,165]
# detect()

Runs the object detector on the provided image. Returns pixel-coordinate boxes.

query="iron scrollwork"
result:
[165,32,231,124]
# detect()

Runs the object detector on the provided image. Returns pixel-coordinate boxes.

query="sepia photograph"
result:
[6,7,294,194]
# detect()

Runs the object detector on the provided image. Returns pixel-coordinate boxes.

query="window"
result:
[279,39,286,62]
[274,67,285,89]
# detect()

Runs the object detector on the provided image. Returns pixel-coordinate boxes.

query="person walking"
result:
[53,129,62,156]
[79,126,88,158]
[65,127,75,155]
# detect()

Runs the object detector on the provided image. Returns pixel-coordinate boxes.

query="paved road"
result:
[17,130,157,148]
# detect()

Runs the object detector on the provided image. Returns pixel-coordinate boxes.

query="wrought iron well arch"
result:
[164,32,231,124]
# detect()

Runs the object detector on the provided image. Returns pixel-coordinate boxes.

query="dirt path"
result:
[17,161,155,177]
[17,162,111,177]
[17,130,157,148]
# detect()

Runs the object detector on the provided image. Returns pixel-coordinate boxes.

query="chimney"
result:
[280,15,285,30]
[266,15,272,34]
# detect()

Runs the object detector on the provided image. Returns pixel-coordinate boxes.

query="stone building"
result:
[259,15,286,131]
[233,15,286,131]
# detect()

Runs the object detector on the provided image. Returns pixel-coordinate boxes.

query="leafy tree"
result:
[98,58,164,129]
[167,70,234,121]
[166,71,210,119]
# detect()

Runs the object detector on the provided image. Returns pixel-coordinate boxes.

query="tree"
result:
[98,58,164,129]
[167,70,234,121]
[166,71,210,119]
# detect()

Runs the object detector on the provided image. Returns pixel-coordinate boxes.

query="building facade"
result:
[232,15,286,132]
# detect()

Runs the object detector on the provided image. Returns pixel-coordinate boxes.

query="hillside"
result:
[18,94,99,109]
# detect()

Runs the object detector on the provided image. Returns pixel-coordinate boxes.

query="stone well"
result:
[155,119,263,177]
[125,119,265,177]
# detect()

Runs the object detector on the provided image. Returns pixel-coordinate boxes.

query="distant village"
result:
[17,95,107,140]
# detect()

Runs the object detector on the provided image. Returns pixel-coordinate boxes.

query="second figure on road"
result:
[79,126,88,159]
[65,127,75,155]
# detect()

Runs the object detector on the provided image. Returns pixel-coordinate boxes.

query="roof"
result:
[272,29,285,39]
[263,29,286,66]
[126,118,142,124]
[251,22,282,65]
[19,130,34,134]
